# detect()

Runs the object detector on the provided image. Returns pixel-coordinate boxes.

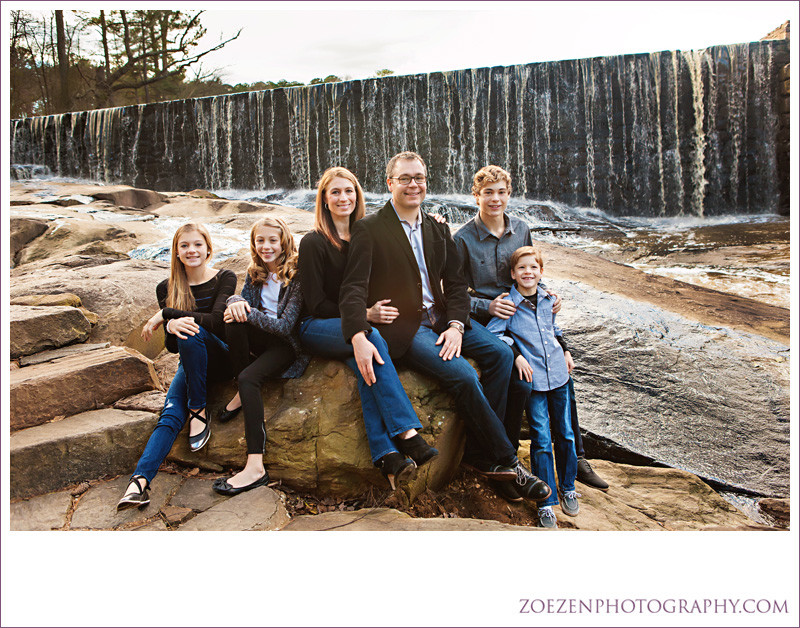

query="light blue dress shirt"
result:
[487,284,569,392]
[391,203,436,310]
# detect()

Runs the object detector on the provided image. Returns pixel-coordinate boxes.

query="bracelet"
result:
[165,319,172,334]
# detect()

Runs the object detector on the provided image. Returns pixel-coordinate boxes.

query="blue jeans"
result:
[299,317,422,463]
[400,320,517,467]
[506,375,586,458]
[527,381,577,508]
[133,326,230,482]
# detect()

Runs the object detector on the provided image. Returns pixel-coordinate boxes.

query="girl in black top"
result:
[117,223,236,510]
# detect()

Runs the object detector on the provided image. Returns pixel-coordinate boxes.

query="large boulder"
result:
[166,359,466,500]
[551,278,789,498]
[90,187,166,209]
[10,346,161,431]
[10,217,47,263]
[10,258,170,350]
[10,305,92,358]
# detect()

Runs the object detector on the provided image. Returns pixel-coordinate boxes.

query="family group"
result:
[116,152,609,528]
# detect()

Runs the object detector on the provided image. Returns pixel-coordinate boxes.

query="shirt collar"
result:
[474,214,513,241]
[390,200,420,229]
[509,283,549,306]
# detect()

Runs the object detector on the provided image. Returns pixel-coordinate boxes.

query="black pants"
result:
[226,322,295,454]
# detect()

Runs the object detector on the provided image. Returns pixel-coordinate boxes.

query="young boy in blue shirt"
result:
[488,246,579,528]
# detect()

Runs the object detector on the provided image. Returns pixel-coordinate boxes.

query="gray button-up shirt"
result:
[487,284,569,392]
[453,214,533,322]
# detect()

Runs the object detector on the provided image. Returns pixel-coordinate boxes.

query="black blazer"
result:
[339,201,471,359]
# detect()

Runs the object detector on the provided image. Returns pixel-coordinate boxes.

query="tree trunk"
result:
[54,10,70,113]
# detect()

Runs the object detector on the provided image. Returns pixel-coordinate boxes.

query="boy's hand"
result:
[488,293,517,319]
[546,290,563,314]
[515,355,533,382]
[564,350,574,374]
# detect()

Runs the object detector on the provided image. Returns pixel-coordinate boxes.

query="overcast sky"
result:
[196,1,794,85]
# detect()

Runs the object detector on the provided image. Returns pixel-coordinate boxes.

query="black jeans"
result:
[506,375,585,458]
[226,322,295,455]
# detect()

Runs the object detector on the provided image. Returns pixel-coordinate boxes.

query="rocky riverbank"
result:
[8,180,790,530]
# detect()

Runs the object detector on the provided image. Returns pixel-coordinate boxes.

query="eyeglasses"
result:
[390,175,427,185]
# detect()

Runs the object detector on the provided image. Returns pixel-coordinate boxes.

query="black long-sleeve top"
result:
[156,268,237,353]
[298,230,349,319]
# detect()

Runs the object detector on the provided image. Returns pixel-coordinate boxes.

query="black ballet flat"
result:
[217,405,241,424]
[188,407,211,452]
[116,475,150,511]
[212,471,270,496]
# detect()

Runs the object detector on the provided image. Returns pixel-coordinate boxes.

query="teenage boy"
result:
[454,165,608,499]
[488,246,580,528]
[339,151,550,502]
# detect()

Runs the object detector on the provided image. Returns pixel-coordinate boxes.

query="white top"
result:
[260,274,281,317]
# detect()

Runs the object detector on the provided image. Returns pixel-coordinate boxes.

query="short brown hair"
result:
[509,246,544,271]
[472,165,512,197]
[386,151,427,179]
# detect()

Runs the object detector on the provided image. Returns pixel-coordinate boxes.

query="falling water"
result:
[10,40,788,216]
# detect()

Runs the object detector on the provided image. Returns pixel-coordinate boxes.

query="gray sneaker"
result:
[558,489,581,516]
[537,506,558,528]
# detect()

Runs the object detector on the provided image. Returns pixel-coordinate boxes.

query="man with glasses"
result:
[339,151,551,502]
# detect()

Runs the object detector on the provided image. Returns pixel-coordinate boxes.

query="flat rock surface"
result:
[538,240,789,344]
[70,475,182,530]
[551,279,789,497]
[170,477,229,512]
[10,491,73,531]
[282,508,541,531]
[177,486,290,531]
[19,342,110,367]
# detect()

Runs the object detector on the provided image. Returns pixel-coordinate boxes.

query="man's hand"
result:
[546,290,563,314]
[429,213,447,225]
[166,316,200,340]
[366,299,399,324]
[352,331,384,385]
[141,310,164,342]
[224,300,251,323]
[515,354,533,382]
[488,293,517,319]
[564,350,574,374]
[435,327,462,361]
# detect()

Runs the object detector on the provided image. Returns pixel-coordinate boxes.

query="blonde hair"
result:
[472,165,512,197]
[509,246,544,271]
[247,217,298,286]
[314,167,366,251]
[386,151,427,179]
[167,223,213,311]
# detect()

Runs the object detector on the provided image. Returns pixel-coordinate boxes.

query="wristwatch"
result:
[448,321,465,334]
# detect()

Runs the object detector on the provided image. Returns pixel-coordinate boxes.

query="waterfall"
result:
[10,40,788,216]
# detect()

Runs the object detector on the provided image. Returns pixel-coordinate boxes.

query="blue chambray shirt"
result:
[487,284,569,392]
[391,202,436,310]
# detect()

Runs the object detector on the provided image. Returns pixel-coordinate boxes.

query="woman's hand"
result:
[224,300,251,324]
[352,332,384,385]
[166,316,200,340]
[564,350,574,374]
[141,310,164,342]
[515,355,533,382]
[366,299,399,324]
